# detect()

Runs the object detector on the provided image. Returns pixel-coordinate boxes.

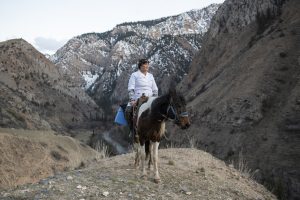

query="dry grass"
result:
[0,128,101,189]
[187,136,196,149]
[230,151,254,179]
[94,140,109,159]
[165,141,177,149]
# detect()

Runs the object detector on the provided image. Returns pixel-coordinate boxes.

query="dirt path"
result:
[0,148,276,200]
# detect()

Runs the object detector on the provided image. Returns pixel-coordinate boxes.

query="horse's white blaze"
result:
[137,96,157,125]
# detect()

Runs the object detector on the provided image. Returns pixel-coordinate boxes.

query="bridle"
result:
[160,98,188,122]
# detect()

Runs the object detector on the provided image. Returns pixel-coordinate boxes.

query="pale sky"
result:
[0,0,224,54]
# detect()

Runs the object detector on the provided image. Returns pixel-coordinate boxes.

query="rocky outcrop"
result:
[51,4,220,114]
[209,0,285,37]
[0,39,102,131]
[0,148,276,200]
[168,0,299,199]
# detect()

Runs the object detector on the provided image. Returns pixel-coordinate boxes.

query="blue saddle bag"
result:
[114,104,128,126]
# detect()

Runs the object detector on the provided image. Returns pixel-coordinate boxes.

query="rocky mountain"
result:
[51,4,220,114]
[0,39,103,131]
[166,0,299,199]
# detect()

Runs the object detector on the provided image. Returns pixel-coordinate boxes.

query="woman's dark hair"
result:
[138,59,149,69]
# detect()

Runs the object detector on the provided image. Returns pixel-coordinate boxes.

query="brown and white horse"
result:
[134,88,190,183]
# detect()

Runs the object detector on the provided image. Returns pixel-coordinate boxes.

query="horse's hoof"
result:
[141,175,147,180]
[154,178,161,183]
[148,163,153,171]
[148,166,153,171]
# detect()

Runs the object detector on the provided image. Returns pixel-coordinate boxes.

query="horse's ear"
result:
[168,80,177,102]
[168,88,176,104]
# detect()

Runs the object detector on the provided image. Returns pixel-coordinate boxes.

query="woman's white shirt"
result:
[128,70,158,100]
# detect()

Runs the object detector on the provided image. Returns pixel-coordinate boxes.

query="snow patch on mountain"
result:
[82,71,99,90]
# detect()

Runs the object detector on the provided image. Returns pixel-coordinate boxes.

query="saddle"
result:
[126,93,149,143]
[135,94,148,141]
[133,93,149,128]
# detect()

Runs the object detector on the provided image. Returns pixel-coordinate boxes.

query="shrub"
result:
[7,109,25,122]
[279,52,287,58]
[50,151,69,161]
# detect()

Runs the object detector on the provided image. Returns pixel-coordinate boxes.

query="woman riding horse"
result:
[125,58,190,183]
[125,58,158,135]
[135,88,190,183]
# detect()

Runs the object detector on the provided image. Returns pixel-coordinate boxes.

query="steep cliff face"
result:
[171,0,299,199]
[0,39,102,131]
[209,0,284,37]
[51,4,220,113]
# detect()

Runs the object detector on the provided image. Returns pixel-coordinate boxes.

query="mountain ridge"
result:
[0,39,103,131]
[50,4,220,114]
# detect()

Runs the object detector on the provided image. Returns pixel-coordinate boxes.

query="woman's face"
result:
[140,63,149,73]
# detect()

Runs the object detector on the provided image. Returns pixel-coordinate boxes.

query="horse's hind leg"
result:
[133,141,140,169]
[145,140,153,170]
[140,143,147,179]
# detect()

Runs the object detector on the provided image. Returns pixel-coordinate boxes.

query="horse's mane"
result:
[138,89,185,122]
[149,93,170,121]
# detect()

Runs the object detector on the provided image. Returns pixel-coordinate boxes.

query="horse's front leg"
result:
[133,133,140,168]
[145,140,153,170]
[148,141,153,170]
[153,142,160,183]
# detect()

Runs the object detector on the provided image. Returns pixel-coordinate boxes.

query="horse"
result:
[134,88,190,183]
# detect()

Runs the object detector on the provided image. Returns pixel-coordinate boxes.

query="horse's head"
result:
[168,88,191,129]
